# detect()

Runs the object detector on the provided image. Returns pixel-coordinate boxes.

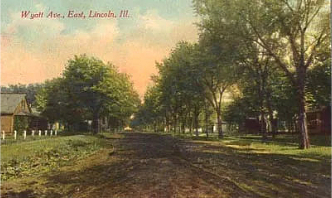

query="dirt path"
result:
[63,133,257,198]
[2,132,330,198]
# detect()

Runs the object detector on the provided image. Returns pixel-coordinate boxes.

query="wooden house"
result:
[1,93,32,135]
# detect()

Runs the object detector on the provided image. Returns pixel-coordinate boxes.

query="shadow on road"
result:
[2,132,331,198]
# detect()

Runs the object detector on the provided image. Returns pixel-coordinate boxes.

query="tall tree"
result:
[192,44,237,138]
[37,55,139,133]
[193,0,330,148]
[36,78,85,128]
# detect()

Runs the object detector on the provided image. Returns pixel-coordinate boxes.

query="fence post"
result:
[2,131,5,140]
[24,130,27,139]
[32,130,35,136]
[50,130,53,136]
[39,130,41,136]
[45,130,48,136]
[55,130,58,136]
[14,130,17,140]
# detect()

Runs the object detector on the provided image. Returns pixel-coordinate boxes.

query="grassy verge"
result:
[166,131,331,160]
[166,132,331,197]
[220,135,331,160]
[1,134,109,181]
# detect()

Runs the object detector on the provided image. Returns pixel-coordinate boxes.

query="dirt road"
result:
[2,132,330,198]
[63,133,256,198]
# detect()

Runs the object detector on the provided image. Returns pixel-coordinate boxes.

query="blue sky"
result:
[2,0,196,32]
[1,0,199,96]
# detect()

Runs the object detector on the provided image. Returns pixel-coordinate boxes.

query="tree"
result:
[133,42,207,135]
[62,55,114,133]
[192,43,238,138]
[156,42,206,134]
[37,55,139,133]
[36,78,86,129]
[306,38,331,109]
[103,73,140,131]
[193,0,330,148]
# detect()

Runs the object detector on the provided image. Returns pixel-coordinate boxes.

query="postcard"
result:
[1,0,331,197]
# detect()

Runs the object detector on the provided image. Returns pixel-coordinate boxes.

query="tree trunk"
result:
[179,112,183,134]
[260,112,267,141]
[269,113,277,139]
[181,113,186,134]
[189,111,193,135]
[165,112,170,133]
[205,108,209,138]
[92,111,100,134]
[287,122,291,133]
[217,110,223,139]
[66,122,71,131]
[195,117,199,137]
[266,92,277,138]
[259,67,268,141]
[194,106,199,137]
[259,84,267,141]
[297,81,310,149]
[268,105,278,138]
[173,115,177,134]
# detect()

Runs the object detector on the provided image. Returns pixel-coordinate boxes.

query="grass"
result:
[1,134,110,181]
[1,131,330,197]
[167,131,331,158]
[168,132,331,197]
[134,130,331,163]
[221,134,331,159]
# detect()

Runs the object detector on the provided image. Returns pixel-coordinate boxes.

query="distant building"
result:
[307,106,331,134]
[243,117,261,133]
[242,106,331,134]
[1,93,31,134]
[29,107,48,131]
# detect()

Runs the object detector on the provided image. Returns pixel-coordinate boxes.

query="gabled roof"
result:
[1,93,27,114]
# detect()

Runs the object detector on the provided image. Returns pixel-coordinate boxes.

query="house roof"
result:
[1,93,27,114]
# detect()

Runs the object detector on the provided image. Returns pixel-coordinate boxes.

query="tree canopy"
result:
[36,55,140,133]
[133,0,330,150]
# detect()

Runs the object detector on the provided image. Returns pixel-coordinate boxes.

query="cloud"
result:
[1,8,198,97]
[138,9,174,32]
[4,11,65,44]
[1,11,120,86]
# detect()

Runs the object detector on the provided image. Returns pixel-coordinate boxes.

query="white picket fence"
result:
[1,130,58,140]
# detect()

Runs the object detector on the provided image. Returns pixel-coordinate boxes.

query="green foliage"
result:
[193,0,330,147]
[223,97,251,127]
[36,55,140,132]
[13,116,30,133]
[36,78,79,124]
[306,63,331,109]
[1,135,106,181]
[133,42,209,133]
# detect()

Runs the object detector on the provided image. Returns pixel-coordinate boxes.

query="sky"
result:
[1,0,199,96]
